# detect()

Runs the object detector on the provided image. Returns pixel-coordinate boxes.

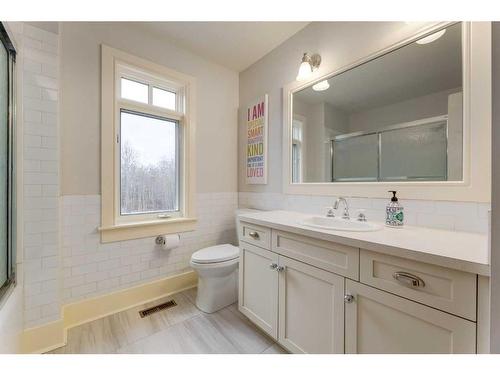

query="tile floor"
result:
[48,288,287,354]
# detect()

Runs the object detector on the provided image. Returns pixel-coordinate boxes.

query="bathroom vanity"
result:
[237,210,490,354]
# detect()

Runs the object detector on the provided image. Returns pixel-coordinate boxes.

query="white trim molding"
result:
[100,45,197,242]
[282,22,491,203]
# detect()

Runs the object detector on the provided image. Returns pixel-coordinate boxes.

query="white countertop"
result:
[238,210,490,276]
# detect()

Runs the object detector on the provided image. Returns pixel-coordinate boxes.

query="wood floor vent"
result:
[139,300,177,318]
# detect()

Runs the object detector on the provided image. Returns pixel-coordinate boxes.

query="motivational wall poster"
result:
[246,95,268,184]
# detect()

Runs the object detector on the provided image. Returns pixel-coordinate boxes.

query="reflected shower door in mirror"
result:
[291,22,463,183]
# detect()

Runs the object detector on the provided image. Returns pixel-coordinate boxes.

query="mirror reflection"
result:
[291,23,463,183]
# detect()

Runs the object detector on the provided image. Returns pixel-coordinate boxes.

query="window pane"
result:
[292,143,301,183]
[121,78,148,103]
[152,87,176,110]
[120,111,179,215]
[292,120,302,141]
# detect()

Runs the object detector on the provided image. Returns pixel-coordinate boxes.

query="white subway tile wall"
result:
[21,24,61,328]
[61,193,238,303]
[238,192,490,234]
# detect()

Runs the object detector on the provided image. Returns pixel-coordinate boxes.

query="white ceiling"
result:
[137,22,309,72]
[295,23,462,114]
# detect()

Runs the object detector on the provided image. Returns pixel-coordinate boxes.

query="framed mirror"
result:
[289,22,464,185]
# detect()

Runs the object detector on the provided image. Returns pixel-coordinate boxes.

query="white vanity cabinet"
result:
[344,280,476,353]
[278,255,345,353]
[238,241,279,339]
[238,240,345,353]
[238,218,481,354]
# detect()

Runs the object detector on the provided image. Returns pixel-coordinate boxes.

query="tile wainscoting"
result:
[238,192,490,234]
[60,190,488,307]
[61,192,238,304]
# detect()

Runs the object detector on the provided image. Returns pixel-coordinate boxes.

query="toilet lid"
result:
[191,244,239,264]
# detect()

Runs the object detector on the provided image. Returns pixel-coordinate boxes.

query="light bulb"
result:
[296,61,312,81]
[312,80,330,91]
[416,29,446,45]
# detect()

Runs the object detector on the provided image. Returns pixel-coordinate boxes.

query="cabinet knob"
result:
[276,266,285,272]
[269,263,278,270]
[344,294,355,303]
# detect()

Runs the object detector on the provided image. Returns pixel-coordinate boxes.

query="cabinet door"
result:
[345,280,476,354]
[238,242,279,339]
[278,255,345,353]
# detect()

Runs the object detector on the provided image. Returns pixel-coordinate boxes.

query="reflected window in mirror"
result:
[292,116,304,183]
[291,23,463,183]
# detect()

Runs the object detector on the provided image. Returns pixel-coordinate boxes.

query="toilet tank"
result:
[235,208,261,245]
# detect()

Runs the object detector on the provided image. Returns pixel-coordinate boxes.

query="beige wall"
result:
[348,87,460,132]
[60,22,239,195]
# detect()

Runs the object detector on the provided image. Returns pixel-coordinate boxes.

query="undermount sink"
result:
[300,216,382,232]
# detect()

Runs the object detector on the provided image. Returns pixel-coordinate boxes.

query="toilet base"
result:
[195,268,238,313]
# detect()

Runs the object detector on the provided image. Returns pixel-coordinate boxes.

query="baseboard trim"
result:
[21,270,198,354]
[22,319,65,354]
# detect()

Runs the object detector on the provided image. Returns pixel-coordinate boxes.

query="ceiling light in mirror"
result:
[416,29,446,45]
[312,80,330,91]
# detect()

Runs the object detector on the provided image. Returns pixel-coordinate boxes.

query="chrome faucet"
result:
[334,197,350,220]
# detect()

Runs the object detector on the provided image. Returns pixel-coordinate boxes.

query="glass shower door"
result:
[0,38,8,288]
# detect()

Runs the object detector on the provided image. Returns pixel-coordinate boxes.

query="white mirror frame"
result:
[282,22,491,203]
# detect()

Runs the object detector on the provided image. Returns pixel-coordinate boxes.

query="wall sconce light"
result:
[296,52,322,82]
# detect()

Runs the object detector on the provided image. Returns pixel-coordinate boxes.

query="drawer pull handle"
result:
[269,263,278,270]
[248,231,260,240]
[276,266,285,272]
[393,272,425,288]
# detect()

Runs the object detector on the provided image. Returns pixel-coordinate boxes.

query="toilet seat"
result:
[191,244,239,264]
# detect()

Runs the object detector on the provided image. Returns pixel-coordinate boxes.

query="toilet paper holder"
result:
[155,235,166,246]
[155,234,180,250]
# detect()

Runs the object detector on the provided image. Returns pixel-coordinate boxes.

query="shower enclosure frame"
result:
[0,23,17,304]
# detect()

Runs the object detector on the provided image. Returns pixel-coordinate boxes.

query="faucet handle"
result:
[356,209,367,222]
[325,206,335,217]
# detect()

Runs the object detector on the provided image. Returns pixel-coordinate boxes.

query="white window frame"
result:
[100,45,196,242]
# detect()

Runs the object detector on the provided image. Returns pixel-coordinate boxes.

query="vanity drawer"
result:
[359,250,477,320]
[272,230,359,279]
[239,221,271,250]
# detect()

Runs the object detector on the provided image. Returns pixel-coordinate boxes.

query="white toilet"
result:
[190,208,258,313]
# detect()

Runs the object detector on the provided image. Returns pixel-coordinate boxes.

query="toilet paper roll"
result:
[160,234,180,250]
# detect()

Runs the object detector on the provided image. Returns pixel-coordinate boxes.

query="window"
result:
[291,117,303,183]
[100,45,196,242]
[0,23,16,302]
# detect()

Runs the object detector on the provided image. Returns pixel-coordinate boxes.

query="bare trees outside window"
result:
[120,111,179,215]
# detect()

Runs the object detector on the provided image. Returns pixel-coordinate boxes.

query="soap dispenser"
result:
[386,190,404,228]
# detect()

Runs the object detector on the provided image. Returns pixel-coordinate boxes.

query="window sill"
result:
[98,217,197,243]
